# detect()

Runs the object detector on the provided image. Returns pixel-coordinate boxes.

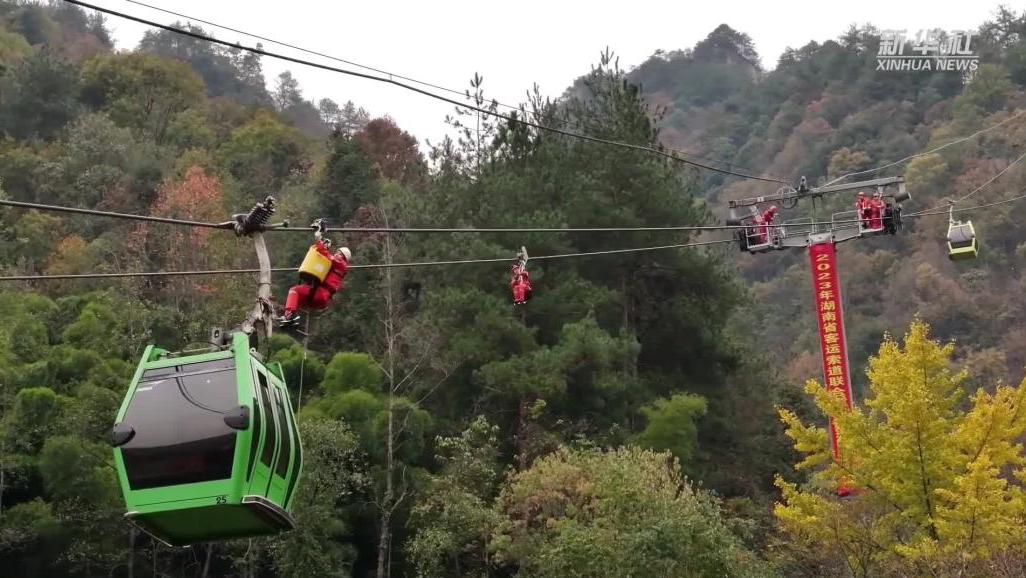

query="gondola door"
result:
[265,370,294,507]
[249,361,280,500]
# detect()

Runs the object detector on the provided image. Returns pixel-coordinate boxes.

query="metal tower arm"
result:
[728,176,907,209]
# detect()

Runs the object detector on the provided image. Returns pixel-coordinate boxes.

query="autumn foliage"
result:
[776,320,1026,576]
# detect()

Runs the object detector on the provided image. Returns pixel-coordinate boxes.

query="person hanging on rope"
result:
[278,219,352,328]
[511,246,532,306]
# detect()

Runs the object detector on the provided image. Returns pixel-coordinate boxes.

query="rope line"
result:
[297,315,310,409]
[905,191,1026,218]
[954,149,1026,204]
[7,191,1026,282]
[0,239,736,281]
[63,0,787,184]
[821,109,1026,187]
[0,198,891,234]
[0,199,232,229]
[119,0,781,179]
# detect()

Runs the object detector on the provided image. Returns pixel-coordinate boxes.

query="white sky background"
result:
[94,0,1005,147]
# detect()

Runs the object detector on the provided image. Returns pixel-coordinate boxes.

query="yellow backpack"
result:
[298,245,332,282]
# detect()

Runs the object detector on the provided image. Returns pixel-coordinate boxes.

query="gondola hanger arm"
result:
[232,196,286,345]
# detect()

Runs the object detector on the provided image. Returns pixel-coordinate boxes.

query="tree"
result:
[693,24,762,69]
[37,112,139,210]
[317,129,378,219]
[492,446,774,578]
[354,117,425,185]
[827,147,871,180]
[0,49,80,140]
[268,71,327,135]
[139,24,270,105]
[318,98,342,127]
[216,111,309,192]
[635,393,708,466]
[338,100,370,135]
[271,344,326,402]
[80,52,205,143]
[5,387,64,455]
[408,417,501,578]
[273,71,303,112]
[322,351,382,394]
[0,26,32,74]
[475,316,641,468]
[270,418,367,578]
[37,435,125,575]
[776,320,1026,576]
[956,64,1014,113]
[904,153,949,195]
[134,166,237,315]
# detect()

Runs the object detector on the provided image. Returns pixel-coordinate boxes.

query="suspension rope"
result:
[118,0,781,180]
[0,238,737,281]
[912,151,1026,216]
[821,109,1026,187]
[6,192,1026,283]
[905,191,1026,218]
[0,199,233,229]
[0,198,888,234]
[63,0,788,184]
[3,181,1022,247]
[297,315,310,409]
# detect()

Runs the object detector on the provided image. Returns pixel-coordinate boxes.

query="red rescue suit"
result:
[869,197,886,230]
[750,213,765,244]
[756,206,778,243]
[511,263,532,305]
[284,240,350,316]
[855,195,871,226]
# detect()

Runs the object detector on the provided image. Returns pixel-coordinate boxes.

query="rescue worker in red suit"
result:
[750,207,765,245]
[511,252,532,306]
[855,191,870,227]
[278,224,352,328]
[869,191,886,230]
[760,205,778,243]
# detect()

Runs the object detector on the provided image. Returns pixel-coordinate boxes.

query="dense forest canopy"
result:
[1,1,1026,577]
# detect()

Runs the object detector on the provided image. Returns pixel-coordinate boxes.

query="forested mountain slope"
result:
[631,15,1026,395]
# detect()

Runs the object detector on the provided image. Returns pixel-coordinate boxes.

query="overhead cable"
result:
[822,109,1026,187]
[0,239,736,281]
[119,0,780,178]
[0,198,883,233]
[63,0,788,184]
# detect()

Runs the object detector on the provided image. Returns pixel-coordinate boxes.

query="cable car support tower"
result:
[727,176,910,495]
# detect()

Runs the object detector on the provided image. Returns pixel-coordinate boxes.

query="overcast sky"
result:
[95,0,1005,145]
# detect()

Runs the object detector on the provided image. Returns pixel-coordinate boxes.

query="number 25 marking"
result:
[216,495,227,505]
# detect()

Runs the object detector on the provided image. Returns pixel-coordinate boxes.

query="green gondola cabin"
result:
[111,331,302,547]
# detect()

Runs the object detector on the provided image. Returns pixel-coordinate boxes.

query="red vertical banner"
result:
[808,242,854,465]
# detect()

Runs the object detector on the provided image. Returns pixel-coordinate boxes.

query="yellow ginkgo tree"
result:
[775,320,1026,576]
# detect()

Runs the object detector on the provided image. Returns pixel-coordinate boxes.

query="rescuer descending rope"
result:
[278,219,352,329]
[511,246,532,306]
